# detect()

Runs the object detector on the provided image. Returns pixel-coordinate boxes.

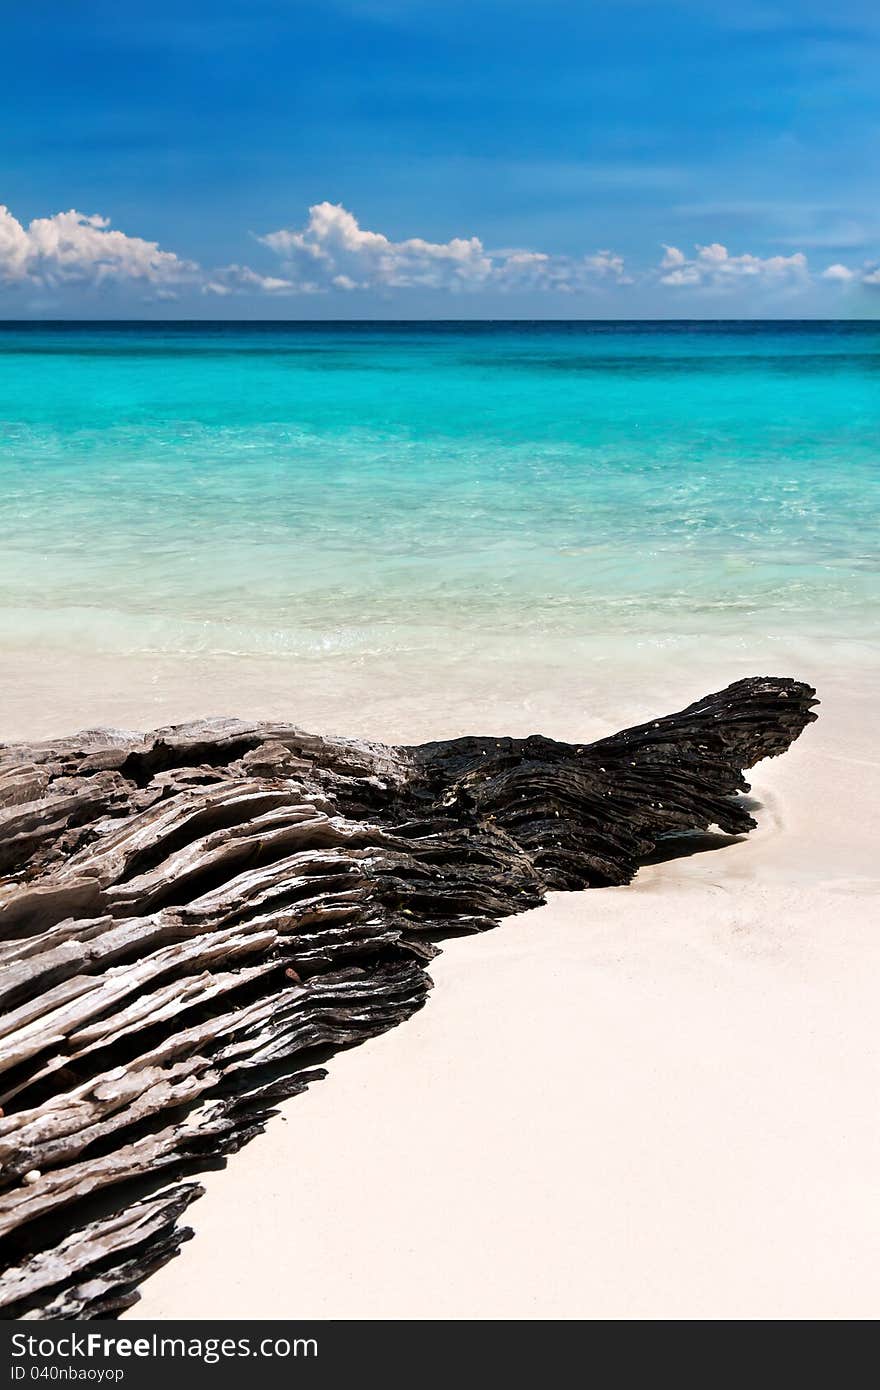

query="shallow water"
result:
[0,321,877,708]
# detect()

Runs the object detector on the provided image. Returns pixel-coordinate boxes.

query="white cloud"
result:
[0,200,868,304]
[661,243,686,269]
[821,262,856,281]
[259,201,494,291]
[0,205,194,288]
[259,201,631,293]
[818,260,880,288]
[823,261,878,287]
[584,249,631,282]
[203,264,296,295]
[0,204,305,300]
[659,241,809,289]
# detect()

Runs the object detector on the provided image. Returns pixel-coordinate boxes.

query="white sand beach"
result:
[2,651,877,1320]
[67,657,874,1322]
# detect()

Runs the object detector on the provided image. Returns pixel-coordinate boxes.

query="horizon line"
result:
[0,316,878,326]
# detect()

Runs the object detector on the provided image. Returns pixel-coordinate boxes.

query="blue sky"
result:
[2,0,879,317]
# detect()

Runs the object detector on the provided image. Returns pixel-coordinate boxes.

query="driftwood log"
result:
[0,676,817,1318]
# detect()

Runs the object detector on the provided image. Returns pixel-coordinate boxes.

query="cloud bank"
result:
[257,201,632,293]
[0,200,877,303]
[0,206,194,288]
[658,242,808,288]
[657,241,879,293]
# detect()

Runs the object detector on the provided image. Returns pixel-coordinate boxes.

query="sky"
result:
[1,0,879,318]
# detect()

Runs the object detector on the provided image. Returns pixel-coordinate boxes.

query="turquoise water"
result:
[0,321,878,664]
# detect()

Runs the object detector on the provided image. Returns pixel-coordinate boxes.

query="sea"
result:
[1,320,878,736]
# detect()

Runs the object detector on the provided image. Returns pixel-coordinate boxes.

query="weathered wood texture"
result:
[0,677,817,1318]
